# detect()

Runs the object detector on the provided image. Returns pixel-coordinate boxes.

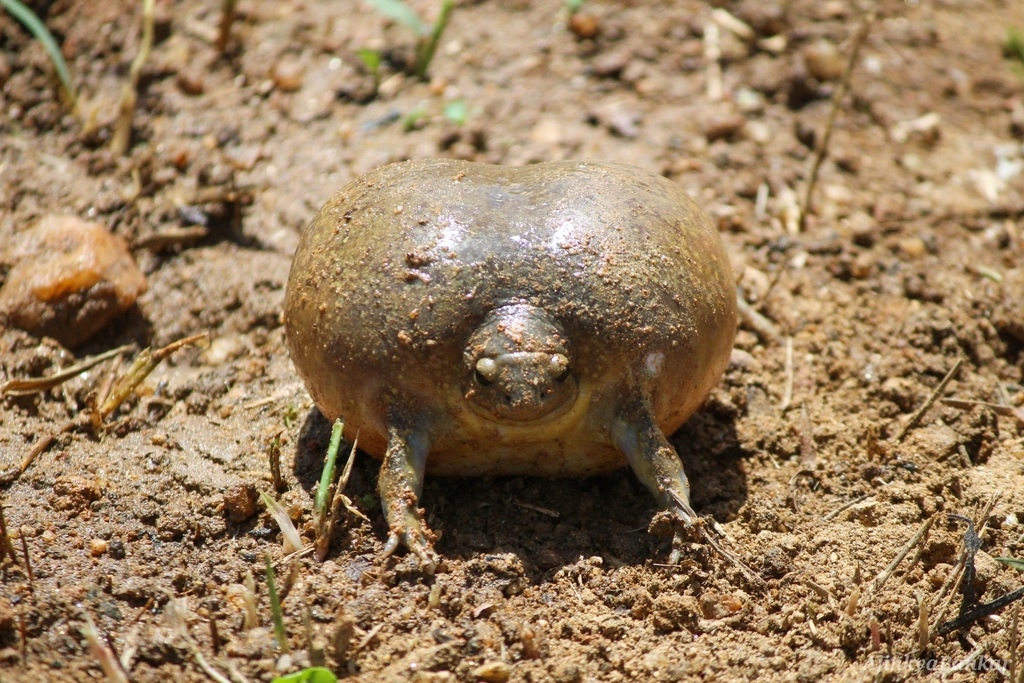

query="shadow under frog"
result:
[293,401,746,576]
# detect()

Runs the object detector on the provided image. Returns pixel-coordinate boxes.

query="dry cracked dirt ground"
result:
[2,0,1024,681]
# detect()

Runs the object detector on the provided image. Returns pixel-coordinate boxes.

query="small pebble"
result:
[224,145,262,171]
[734,87,764,113]
[203,334,246,365]
[820,1,848,19]
[700,592,744,619]
[428,76,448,97]
[591,50,630,78]
[272,58,305,92]
[275,654,294,673]
[90,539,109,557]
[898,236,927,259]
[847,211,877,247]
[734,0,788,36]
[568,13,600,40]
[377,73,406,100]
[704,113,746,142]
[471,661,511,683]
[0,215,148,348]
[745,120,771,144]
[176,65,205,95]
[803,39,844,81]
[850,252,874,279]
[552,664,581,683]
[728,348,758,372]
[530,118,563,146]
[594,104,641,138]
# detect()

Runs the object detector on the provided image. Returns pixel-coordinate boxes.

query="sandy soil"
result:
[2,1,1024,681]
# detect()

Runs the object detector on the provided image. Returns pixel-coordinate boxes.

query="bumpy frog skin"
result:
[284,159,737,571]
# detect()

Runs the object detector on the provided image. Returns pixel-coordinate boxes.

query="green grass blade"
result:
[414,0,453,80]
[997,556,1024,572]
[265,553,290,652]
[315,419,344,517]
[365,0,423,34]
[1,0,76,107]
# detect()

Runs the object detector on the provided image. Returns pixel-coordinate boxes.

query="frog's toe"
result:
[383,527,438,574]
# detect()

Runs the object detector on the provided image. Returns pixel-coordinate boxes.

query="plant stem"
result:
[414,0,453,80]
[266,553,290,652]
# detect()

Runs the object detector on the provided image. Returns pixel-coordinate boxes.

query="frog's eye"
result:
[549,353,570,382]
[475,357,498,386]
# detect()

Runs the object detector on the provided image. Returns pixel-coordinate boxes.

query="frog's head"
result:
[463,303,578,423]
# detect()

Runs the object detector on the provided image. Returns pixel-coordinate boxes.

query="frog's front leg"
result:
[611,397,697,562]
[378,423,438,573]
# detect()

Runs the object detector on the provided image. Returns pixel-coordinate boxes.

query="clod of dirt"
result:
[992,269,1024,343]
[0,215,147,349]
[222,482,260,522]
[651,593,701,632]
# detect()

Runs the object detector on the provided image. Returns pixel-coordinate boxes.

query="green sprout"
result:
[365,0,454,80]
[272,667,338,683]
[565,0,586,15]
[356,48,383,83]
[283,403,299,430]
[1006,27,1024,79]
[265,553,290,652]
[1,0,76,108]
[403,102,429,131]
[443,99,468,125]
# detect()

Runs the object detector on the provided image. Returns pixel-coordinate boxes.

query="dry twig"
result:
[798,404,817,469]
[823,493,872,522]
[1,344,133,397]
[81,609,131,683]
[20,535,34,591]
[735,291,782,342]
[895,357,963,442]
[780,336,794,412]
[111,0,155,155]
[929,495,1001,640]
[1,333,207,487]
[798,7,876,231]
[871,516,935,594]
[215,0,237,56]
[0,504,16,565]
[703,21,722,101]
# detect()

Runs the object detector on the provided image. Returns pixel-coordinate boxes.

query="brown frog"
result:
[284,159,737,571]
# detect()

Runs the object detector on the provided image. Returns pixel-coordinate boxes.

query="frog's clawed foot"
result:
[647,503,705,565]
[383,526,439,574]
